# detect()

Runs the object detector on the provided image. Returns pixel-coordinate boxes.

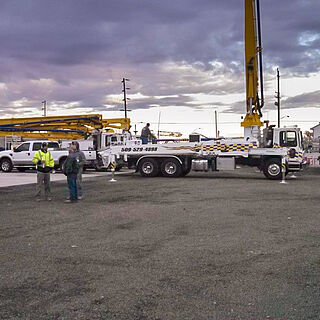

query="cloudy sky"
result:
[0,0,319,136]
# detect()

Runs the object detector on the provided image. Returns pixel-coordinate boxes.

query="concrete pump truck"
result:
[101,0,307,180]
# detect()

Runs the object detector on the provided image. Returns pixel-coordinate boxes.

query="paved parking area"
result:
[0,168,319,319]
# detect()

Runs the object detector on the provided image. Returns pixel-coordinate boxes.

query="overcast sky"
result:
[0,0,319,136]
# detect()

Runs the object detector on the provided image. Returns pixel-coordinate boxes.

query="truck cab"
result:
[99,132,139,150]
[262,126,302,149]
[262,126,305,171]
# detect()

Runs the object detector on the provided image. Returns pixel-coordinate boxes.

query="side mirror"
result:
[13,147,17,152]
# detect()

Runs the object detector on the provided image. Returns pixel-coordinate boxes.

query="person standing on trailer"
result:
[141,123,152,144]
[32,142,54,201]
[71,141,86,200]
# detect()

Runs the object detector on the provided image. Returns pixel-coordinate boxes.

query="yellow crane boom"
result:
[241,0,264,128]
[0,114,130,140]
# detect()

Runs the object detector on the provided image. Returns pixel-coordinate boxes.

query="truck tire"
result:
[94,163,104,171]
[161,158,182,178]
[139,158,159,177]
[263,158,284,180]
[0,158,13,172]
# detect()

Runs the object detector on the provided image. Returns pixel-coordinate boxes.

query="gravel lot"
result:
[0,170,113,188]
[0,168,319,319]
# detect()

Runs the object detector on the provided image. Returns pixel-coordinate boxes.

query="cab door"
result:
[12,142,31,165]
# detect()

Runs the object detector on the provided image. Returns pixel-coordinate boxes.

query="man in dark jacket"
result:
[71,141,86,200]
[63,148,80,203]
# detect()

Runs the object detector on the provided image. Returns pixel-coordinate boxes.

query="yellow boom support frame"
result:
[241,0,263,128]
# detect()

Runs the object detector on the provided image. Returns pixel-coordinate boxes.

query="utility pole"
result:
[42,100,47,117]
[215,110,218,138]
[122,78,130,119]
[274,68,281,127]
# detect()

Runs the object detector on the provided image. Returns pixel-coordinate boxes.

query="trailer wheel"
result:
[0,158,13,172]
[263,158,284,180]
[139,158,159,177]
[161,158,182,178]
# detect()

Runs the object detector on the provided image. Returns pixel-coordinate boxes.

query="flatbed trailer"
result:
[101,127,307,180]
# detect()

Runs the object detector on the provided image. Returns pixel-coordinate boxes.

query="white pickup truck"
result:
[0,140,97,172]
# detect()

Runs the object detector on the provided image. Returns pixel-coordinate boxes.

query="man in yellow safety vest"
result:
[32,142,55,201]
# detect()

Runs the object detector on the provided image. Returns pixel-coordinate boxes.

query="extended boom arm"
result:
[241,0,264,129]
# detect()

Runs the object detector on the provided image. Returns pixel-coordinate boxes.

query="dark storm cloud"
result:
[0,0,319,115]
[282,90,320,109]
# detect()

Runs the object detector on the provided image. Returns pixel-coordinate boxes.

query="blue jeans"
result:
[67,175,78,201]
[141,136,148,144]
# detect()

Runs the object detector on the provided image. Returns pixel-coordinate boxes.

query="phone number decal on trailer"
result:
[121,147,158,152]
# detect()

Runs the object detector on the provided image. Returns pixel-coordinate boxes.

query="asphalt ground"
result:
[0,168,319,319]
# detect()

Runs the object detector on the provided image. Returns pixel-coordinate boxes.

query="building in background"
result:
[310,123,320,141]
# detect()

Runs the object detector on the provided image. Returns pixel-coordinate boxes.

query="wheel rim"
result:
[268,163,280,176]
[165,162,177,175]
[2,161,10,171]
[142,162,154,174]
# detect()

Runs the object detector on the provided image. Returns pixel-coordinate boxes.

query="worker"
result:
[32,142,54,201]
[71,141,86,200]
[141,123,152,144]
[63,147,80,203]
